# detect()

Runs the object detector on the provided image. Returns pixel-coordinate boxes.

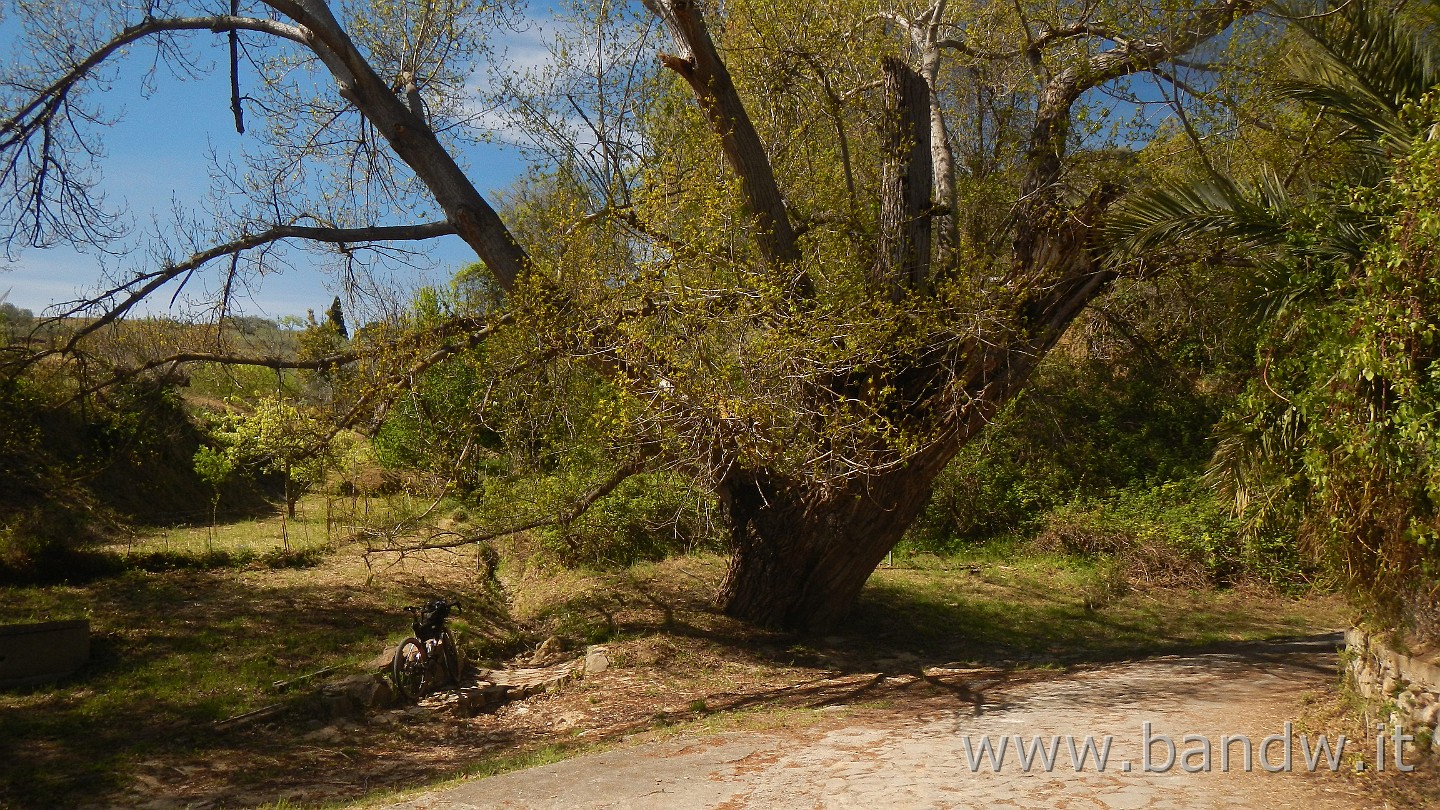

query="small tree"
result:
[325,296,349,339]
[191,445,235,551]
[213,397,332,547]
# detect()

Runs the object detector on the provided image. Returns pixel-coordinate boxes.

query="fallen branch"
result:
[212,701,289,731]
[273,665,343,693]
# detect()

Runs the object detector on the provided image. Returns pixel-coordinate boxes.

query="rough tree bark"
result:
[716,186,1119,630]
[716,455,949,632]
[874,57,933,297]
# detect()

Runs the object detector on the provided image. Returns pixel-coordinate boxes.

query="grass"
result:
[0,511,1353,810]
[0,494,508,808]
[851,546,1343,665]
[115,494,351,560]
[1,567,405,798]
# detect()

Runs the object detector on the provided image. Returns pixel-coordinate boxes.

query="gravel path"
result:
[377,635,1378,810]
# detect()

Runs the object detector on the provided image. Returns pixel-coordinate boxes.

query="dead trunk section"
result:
[874,57,933,298]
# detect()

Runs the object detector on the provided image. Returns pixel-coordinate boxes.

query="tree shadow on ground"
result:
[526,556,1336,676]
[0,554,1340,810]
[0,564,520,809]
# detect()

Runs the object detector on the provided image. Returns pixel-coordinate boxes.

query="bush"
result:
[0,375,121,574]
[0,368,280,579]
[1031,481,1312,590]
[525,472,720,568]
[449,464,720,570]
[0,499,118,581]
[906,344,1221,552]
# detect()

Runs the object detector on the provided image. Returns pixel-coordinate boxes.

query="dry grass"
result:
[1294,672,1440,805]
[0,526,1355,810]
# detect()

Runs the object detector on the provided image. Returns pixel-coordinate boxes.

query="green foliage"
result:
[295,312,351,406]
[0,372,268,576]
[0,299,35,344]
[899,251,1325,586]
[366,268,723,569]
[1035,480,1309,589]
[1218,121,1440,629]
[538,472,720,568]
[1112,0,1440,633]
[192,445,235,493]
[185,362,289,402]
[200,396,334,518]
[370,270,512,487]
[370,351,501,489]
[907,301,1226,552]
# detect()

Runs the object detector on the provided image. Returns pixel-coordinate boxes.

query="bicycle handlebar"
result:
[404,598,461,614]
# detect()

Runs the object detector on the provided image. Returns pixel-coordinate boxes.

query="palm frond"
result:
[1104,169,1295,262]
[1278,0,1440,154]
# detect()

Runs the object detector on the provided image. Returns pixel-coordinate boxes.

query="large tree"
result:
[1,0,1264,630]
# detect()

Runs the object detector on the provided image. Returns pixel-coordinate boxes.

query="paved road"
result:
[378,635,1376,810]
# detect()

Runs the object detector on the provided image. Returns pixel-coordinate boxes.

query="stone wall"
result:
[1345,627,1440,747]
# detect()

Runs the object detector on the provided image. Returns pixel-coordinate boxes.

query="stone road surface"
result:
[377,635,1380,809]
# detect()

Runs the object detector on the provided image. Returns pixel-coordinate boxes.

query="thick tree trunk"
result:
[716,449,953,632]
[648,0,1247,633]
[717,183,1118,633]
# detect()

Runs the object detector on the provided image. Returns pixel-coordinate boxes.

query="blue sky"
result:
[0,3,1218,321]
[0,10,542,321]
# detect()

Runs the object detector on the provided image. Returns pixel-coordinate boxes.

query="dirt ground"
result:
[8,552,1422,809]
[373,635,1415,810]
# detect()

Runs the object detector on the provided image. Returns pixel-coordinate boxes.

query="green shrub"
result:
[906,344,1222,552]
[0,367,281,580]
[1032,480,1312,589]
[535,472,720,568]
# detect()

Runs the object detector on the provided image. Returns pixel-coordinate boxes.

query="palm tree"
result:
[1108,0,1440,264]
[1104,0,1440,631]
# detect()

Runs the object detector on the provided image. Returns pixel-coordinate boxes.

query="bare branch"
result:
[391,455,655,551]
[644,0,810,297]
[935,21,1121,61]
[38,221,456,361]
[1081,0,1255,92]
[2,5,531,290]
[1021,0,1256,203]
[268,1,532,288]
[69,349,362,402]
[1,16,306,150]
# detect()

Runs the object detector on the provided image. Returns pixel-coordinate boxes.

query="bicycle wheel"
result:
[439,630,465,686]
[391,637,427,700]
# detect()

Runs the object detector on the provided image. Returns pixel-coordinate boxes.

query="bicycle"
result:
[390,599,465,700]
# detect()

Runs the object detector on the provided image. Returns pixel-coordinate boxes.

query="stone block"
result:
[319,673,396,717]
[368,646,397,673]
[0,620,90,687]
[456,683,505,716]
[530,636,565,665]
[584,646,611,675]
